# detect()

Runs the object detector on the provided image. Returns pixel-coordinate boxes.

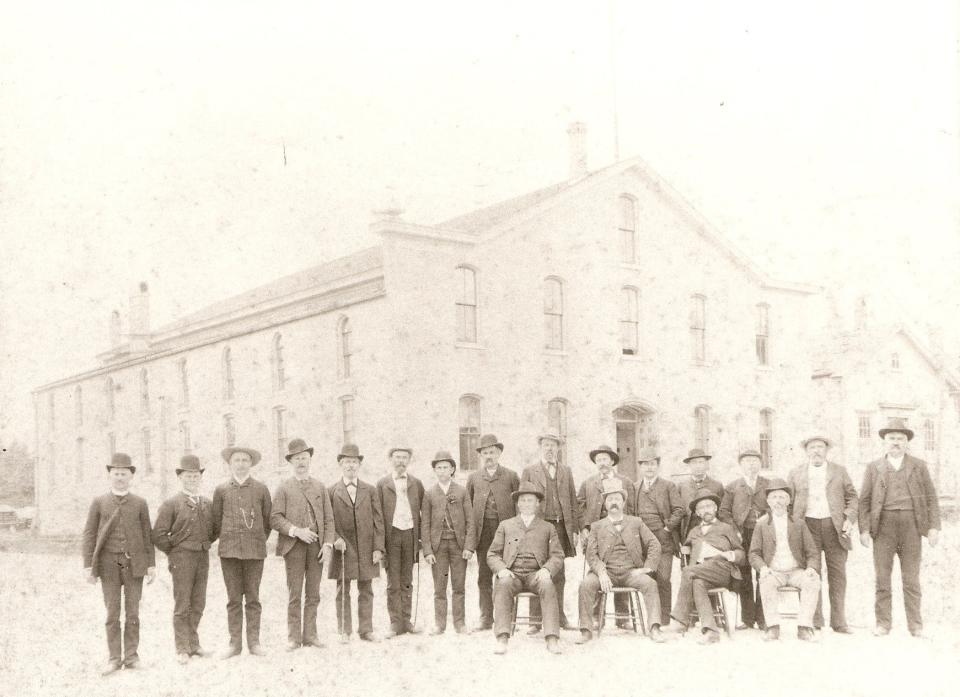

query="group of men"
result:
[81,416,942,672]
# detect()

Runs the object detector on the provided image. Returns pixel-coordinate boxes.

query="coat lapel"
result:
[333,481,352,507]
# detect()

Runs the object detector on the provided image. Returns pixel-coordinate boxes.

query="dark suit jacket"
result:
[421,481,476,556]
[466,465,519,532]
[486,515,564,577]
[211,477,272,559]
[577,473,635,529]
[152,492,215,554]
[748,513,819,572]
[82,492,155,578]
[683,520,744,581]
[270,477,336,557]
[633,477,685,549]
[521,461,581,555]
[377,473,425,561]
[328,479,385,581]
[586,515,661,576]
[787,462,858,550]
[719,476,769,531]
[859,454,941,538]
[679,475,725,540]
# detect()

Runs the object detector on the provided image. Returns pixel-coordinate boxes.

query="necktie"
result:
[347,482,357,502]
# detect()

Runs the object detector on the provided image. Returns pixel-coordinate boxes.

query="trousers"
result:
[671,559,734,633]
[873,510,923,632]
[738,526,763,627]
[529,520,570,625]
[220,557,264,650]
[386,527,416,631]
[335,579,374,635]
[431,535,467,630]
[578,567,661,632]
[493,571,560,638]
[475,520,499,625]
[98,552,144,665]
[804,516,849,629]
[758,568,820,628]
[168,549,208,654]
[284,539,323,643]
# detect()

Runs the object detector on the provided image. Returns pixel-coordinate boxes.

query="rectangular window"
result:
[694,406,710,451]
[547,399,568,465]
[618,196,637,263]
[544,278,564,350]
[690,295,706,363]
[620,288,639,355]
[857,415,871,440]
[756,304,770,366]
[456,267,478,343]
[341,397,354,445]
[924,420,936,452]
[458,395,482,470]
[759,409,773,469]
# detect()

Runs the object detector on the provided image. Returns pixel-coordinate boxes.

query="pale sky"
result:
[1,0,958,445]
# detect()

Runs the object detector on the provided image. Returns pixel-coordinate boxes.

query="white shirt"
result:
[770,513,799,572]
[744,476,758,492]
[642,477,658,491]
[542,460,557,479]
[438,480,452,495]
[805,462,830,518]
[181,488,200,502]
[110,489,129,497]
[233,475,250,486]
[343,478,358,502]
[886,454,905,471]
[520,513,535,527]
[392,475,414,530]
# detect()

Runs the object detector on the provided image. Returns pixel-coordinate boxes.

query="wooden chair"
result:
[511,591,541,635]
[775,584,801,621]
[680,545,739,638]
[597,587,647,636]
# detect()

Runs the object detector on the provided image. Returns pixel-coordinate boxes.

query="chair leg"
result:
[724,591,738,638]
[627,591,638,633]
[511,595,519,636]
[635,591,647,636]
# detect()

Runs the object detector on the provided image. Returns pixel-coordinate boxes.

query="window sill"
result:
[620,353,644,362]
[543,349,568,357]
[455,342,486,351]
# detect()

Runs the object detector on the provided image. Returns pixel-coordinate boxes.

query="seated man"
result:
[577,481,666,643]
[668,489,744,644]
[487,481,564,655]
[749,478,821,642]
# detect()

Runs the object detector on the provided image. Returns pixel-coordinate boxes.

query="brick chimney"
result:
[567,122,588,180]
[129,281,150,336]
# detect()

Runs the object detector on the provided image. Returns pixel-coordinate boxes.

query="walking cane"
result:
[412,554,420,630]
[339,548,347,637]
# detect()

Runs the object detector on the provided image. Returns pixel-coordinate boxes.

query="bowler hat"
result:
[512,481,545,501]
[688,487,721,513]
[589,445,620,465]
[337,443,364,462]
[600,479,629,501]
[637,446,661,463]
[221,446,262,466]
[476,433,505,453]
[176,454,204,475]
[878,417,914,441]
[682,448,712,464]
[285,438,314,461]
[801,435,832,449]
[431,450,457,472]
[537,431,563,445]
[764,477,792,499]
[106,452,136,474]
[388,446,413,458]
[738,449,763,462]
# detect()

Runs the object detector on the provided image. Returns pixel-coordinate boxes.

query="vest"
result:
[883,466,914,511]
[544,469,561,520]
[103,497,128,554]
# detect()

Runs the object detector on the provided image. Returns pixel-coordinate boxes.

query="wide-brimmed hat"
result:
[537,431,563,445]
[512,481,545,501]
[738,449,763,462]
[176,454,204,475]
[285,438,314,462]
[878,417,914,441]
[221,446,262,466]
[600,479,629,501]
[337,443,364,462]
[765,477,792,499]
[682,448,712,464]
[636,446,660,464]
[688,487,721,513]
[800,435,832,449]
[431,450,457,472]
[106,452,136,474]
[476,433,505,453]
[388,446,413,458]
[589,445,620,464]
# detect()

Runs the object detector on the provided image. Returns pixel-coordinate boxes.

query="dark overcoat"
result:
[327,479,385,581]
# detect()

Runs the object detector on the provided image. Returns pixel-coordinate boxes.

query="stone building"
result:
[32,126,956,534]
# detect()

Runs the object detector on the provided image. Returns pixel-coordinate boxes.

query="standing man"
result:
[521,431,580,630]
[577,481,667,643]
[328,443,385,643]
[466,433,519,631]
[270,438,336,651]
[632,446,685,627]
[668,489,744,644]
[578,444,634,533]
[83,452,156,675]
[787,435,858,634]
[152,454,215,664]
[376,445,424,639]
[678,448,725,542]
[487,482,565,654]
[421,450,476,635]
[859,418,941,637]
[748,479,821,642]
[212,445,272,659]
[719,449,769,630]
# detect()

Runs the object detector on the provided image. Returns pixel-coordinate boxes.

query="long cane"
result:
[339,549,347,637]
[412,555,420,630]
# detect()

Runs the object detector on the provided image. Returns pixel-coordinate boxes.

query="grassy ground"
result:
[1,524,959,697]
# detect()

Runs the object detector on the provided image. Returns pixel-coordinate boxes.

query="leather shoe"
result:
[910,629,926,639]
[873,626,890,637]
[454,625,470,635]
[302,638,324,649]
[474,621,493,631]
[286,641,300,652]
[526,625,542,635]
[248,644,267,656]
[429,627,445,636]
[100,661,122,677]
[403,624,422,635]
[763,626,780,642]
[338,634,350,645]
[217,646,242,660]
[698,629,720,644]
[616,620,632,630]
[833,626,854,635]
[123,658,140,670]
[384,630,400,639]
[493,637,509,655]
[358,632,379,642]
[545,636,562,654]
[190,647,212,658]
[559,618,575,631]
[576,630,593,645]
[798,626,816,642]
[649,626,666,644]
[176,653,190,665]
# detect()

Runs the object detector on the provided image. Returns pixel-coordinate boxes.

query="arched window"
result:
[340,396,355,444]
[458,395,482,471]
[891,353,900,370]
[455,266,478,343]
[273,333,286,391]
[620,287,639,355]
[105,377,116,421]
[222,346,235,401]
[923,419,936,452]
[694,405,711,451]
[756,303,770,366]
[759,408,774,469]
[690,294,706,363]
[75,387,83,427]
[139,369,150,416]
[618,195,637,263]
[544,277,564,350]
[338,317,353,379]
[548,398,568,465]
[178,358,189,407]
